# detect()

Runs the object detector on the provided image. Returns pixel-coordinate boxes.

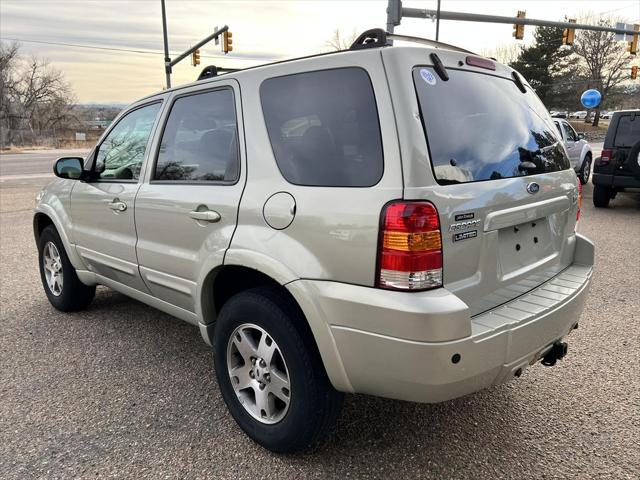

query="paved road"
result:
[0,149,88,180]
[1,172,638,479]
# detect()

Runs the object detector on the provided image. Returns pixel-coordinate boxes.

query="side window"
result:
[154,89,239,182]
[554,121,563,137]
[562,122,577,142]
[95,103,162,180]
[260,68,384,187]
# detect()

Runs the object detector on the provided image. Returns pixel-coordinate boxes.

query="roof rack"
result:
[191,29,475,84]
[348,28,474,54]
[386,33,475,54]
[197,65,240,81]
[349,29,390,49]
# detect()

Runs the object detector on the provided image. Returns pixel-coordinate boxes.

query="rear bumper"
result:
[592,173,640,188]
[287,234,594,403]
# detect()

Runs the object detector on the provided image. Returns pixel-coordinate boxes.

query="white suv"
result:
[34,30,593,453]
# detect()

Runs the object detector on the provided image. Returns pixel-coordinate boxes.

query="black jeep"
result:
[592,110,640,208]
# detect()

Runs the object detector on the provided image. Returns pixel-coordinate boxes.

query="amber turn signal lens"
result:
[383,231,442,252]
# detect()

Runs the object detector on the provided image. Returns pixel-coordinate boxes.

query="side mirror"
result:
[577,133,586,140]
[54,157,85,180]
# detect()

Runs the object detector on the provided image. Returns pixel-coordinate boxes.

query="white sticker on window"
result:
[420,68,437,86]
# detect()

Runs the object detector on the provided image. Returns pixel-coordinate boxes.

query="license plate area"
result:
[498,218,554,276]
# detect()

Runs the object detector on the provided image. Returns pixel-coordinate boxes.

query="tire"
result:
[213,287,344,453]
[38,225,95,311]
[578,154,592,185]
[593,184,612,208]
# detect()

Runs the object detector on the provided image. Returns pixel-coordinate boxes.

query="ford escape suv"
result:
[34,30,593,453]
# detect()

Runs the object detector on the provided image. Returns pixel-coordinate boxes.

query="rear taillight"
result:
[376,201,443,291]
[600,148,612,165]
[577,181,582,222]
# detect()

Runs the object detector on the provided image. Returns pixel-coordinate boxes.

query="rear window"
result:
[260,68,383,187]
[613,114,640,147]
[413,67,569,184]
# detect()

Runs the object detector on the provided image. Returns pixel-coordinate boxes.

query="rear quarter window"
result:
[260,68,383,187]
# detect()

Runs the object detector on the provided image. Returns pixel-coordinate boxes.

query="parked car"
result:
[600,111,612,119]
[33,29,593,453]
[570,111,588,119]
[553,119,593,184]
[592,109,640,207]
[551,111,568,118]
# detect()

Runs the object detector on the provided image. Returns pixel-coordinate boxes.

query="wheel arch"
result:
[33,209,85,270]
[198,263,352,392]
[580,143,593,164]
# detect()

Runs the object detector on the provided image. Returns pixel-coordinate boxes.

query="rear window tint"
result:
[260,68,383,187]
[413,67,569,184]
[613,115,640,147]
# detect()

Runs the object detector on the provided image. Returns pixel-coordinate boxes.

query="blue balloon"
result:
[580,89,602,109]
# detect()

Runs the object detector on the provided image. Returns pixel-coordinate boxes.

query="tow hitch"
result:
[541,342,568,367]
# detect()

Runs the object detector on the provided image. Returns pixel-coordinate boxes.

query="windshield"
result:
[413,67,570,184]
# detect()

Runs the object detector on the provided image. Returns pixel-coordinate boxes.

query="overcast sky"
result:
[1,0,638,103]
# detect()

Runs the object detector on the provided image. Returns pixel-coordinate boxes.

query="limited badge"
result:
[453,230,478,242]
[420,68,437,85]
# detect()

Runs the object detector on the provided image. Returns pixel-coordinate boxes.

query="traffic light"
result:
[628,25,638,55]
[191,49,201,66]
[562,19,576,46]
[512,11,525,40]
[223,31,233,54]
[632,65,638,80]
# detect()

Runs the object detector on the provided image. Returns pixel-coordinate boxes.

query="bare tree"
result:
[325,28,357,52]
[0,42,76,146]
[572,16,632,126]
[481,43,522,65]
[0,42,20,145]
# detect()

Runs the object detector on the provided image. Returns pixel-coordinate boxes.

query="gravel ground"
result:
[1,178,638,479]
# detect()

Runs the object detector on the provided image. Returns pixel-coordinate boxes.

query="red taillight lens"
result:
[377,201,443,291]
[576,181,582,222]
[600,149,612,165]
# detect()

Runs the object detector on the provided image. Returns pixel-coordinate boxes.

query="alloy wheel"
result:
[226,323,291,424]
[43,241,64,296]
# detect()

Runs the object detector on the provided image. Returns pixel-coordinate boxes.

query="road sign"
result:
[581,90,601,109]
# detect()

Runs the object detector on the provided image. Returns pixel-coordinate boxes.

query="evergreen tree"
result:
[509,26,572,107]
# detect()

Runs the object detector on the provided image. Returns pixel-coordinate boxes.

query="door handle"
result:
[189,209,221,223]
[108,199,127,212]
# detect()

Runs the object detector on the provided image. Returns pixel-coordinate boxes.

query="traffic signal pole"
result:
[161,0,171,88]
[386,0,639,40]
[160,0,229,89]
[169,25,228,70]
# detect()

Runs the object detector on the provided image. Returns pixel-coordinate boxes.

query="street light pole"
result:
[161,0,171,89]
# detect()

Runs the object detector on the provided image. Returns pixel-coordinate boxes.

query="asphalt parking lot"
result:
[1,162,638,478]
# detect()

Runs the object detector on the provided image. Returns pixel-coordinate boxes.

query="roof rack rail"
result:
[350,28,390,50]
[348,28,475,54]
[197,65,240,81]
[387,33,475,54]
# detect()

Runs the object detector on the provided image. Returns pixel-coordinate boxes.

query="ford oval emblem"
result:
[527,182,540,194]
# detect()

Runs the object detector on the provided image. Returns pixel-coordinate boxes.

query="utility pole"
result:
[161,0,171,88]
[435,0,441,41]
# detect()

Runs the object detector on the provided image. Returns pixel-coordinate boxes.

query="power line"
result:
[0,37,276,63]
